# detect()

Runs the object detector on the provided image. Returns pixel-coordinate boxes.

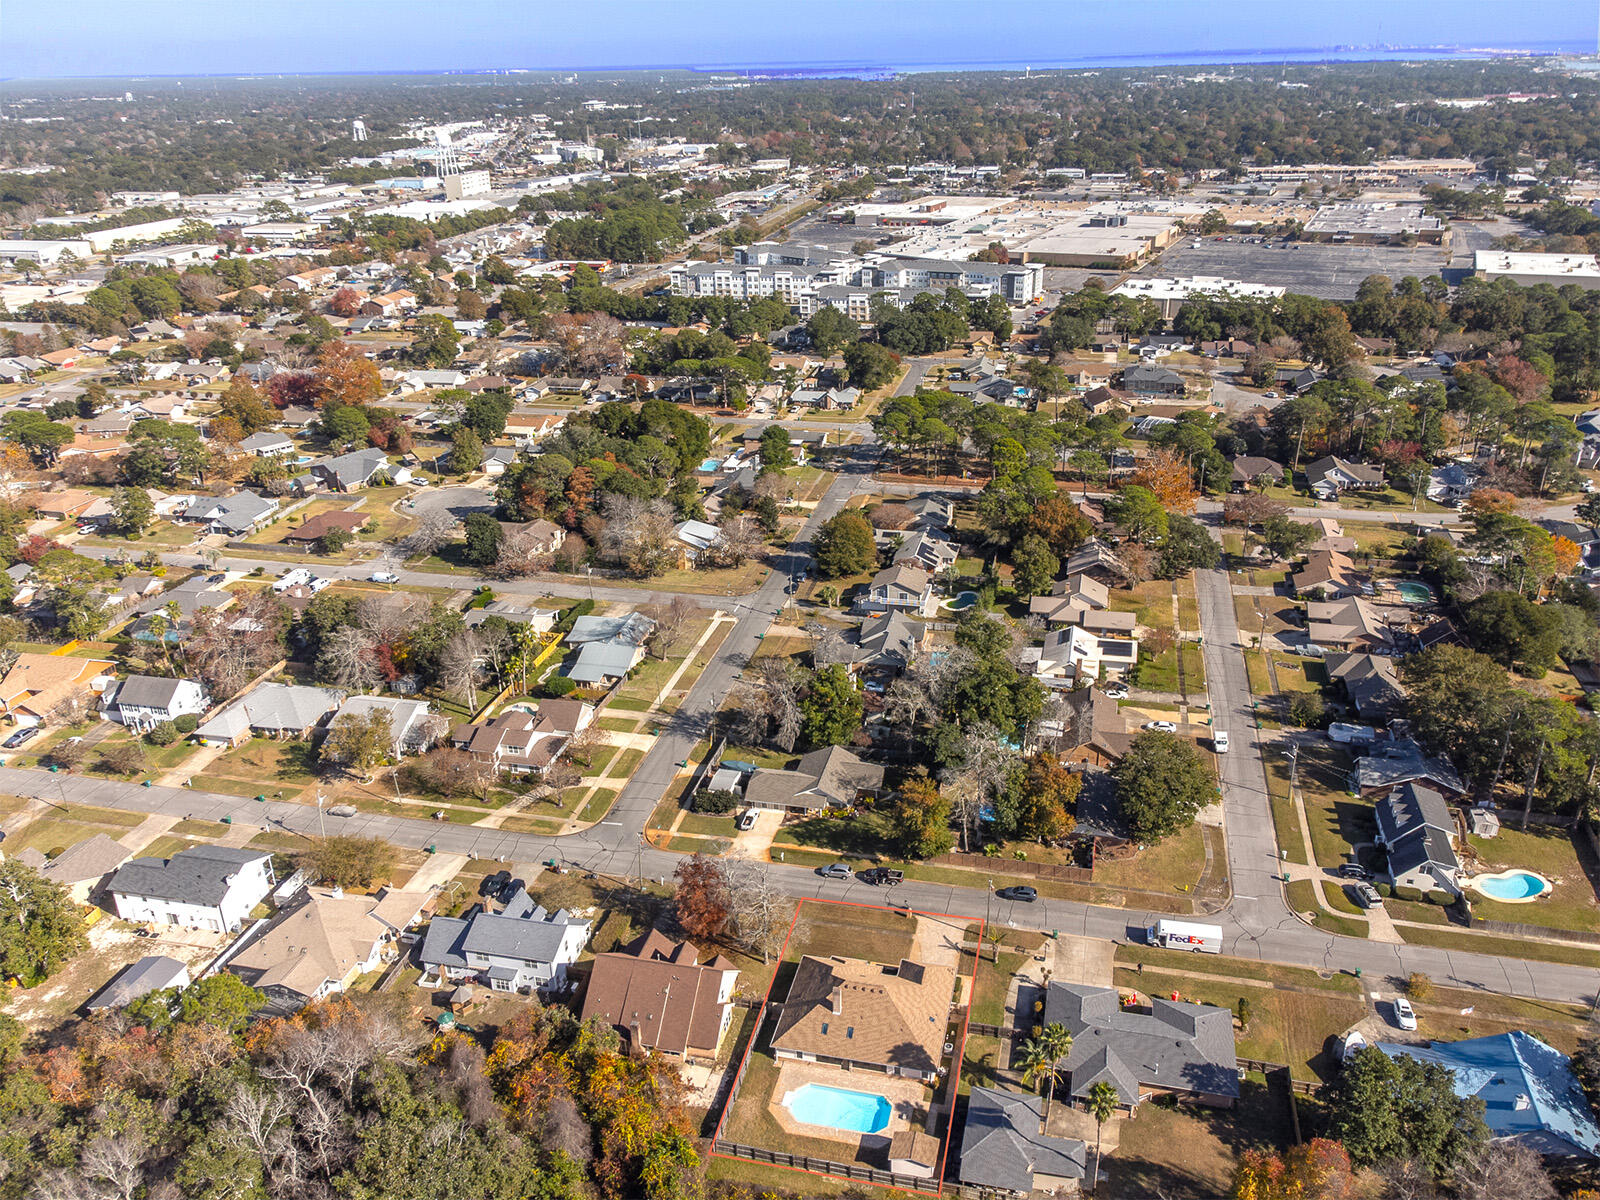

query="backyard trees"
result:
[1113,730,1215,842]
[0,861,88,985]
[841,341,898,391]
[1010,533,1059,599]
[758,424,793,472]
[813,510,876,579]
[1231,1138,1356,1200]
[1319,1047,1487,1175]
[1013,752,1080,843]
[186,591,288,701]
[599,496,678,578]
[110,486,155,535]
[296,835,398,890]
[805,306,859,355]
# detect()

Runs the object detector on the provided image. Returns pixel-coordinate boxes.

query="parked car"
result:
[736,810,757,831]
[863,867,904,887]
[1103,682,1129,699]
[1351,882,1383,908]
[2,726,40,749]
[1341,1030,1368,1063]
[1337,862,1372,880]
[996,885,1038,903]
[1213,731,1229,753]
[1295,643,1329,658]
[1392,997,1418,1031]
[369,571,399,583]
[1144,721,1178,733]
[816,862,852,880]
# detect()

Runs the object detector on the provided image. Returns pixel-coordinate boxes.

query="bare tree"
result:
[1372,1157,1440,1200]
[648,595,697,660]
[726,859,789,963]
[704,515,764,568]
[357,592,432,645]
[440,629,486,711]
[941,722,1019,851]
[492,525,552,579]
[810,622,851,668]
[186,592,287,700]
[736,658,803,752]
[317,626,379,693]
[399,508,457,561]
[599,495,678,577]
[1450,1142,1556,1200]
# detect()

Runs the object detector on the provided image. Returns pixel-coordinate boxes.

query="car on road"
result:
[816,862,852,880]
[1351,882,1383,909]
[1103,682,1129,699]
[736,810,757,831]
[1213,731,1229,753]
[369,571,399,583]
[1392,997,1418,1031]
[1337,862,1372,880]
[863,867,904,887]
[2,726,40,749]
[1262,390,1279,399]
[1341,1030,1368,1063]
[1144,721,1178,733]
[996,885,1037,903]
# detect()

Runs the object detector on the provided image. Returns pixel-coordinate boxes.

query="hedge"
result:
[553,598,596,635]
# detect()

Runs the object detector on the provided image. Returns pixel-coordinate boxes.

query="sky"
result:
[4,0,1593,80]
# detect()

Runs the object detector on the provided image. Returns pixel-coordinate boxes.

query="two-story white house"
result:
[1033,624,1140,685]
[102,675,210,732]
[418,889,590,994]
[106,846,276,934]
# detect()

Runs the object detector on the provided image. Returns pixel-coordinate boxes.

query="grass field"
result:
[1285,879,1368,937]
[1400,924,1600,968]
[1462,825,1598,934]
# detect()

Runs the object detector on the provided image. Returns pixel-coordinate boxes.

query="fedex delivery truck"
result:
[1145,919,1223,954]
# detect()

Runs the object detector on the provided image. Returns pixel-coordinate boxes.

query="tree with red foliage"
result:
[367,415,414,455]
[17,534,63,565]
[266,370,319,409]
[1232,1138,1355,1200]
[327,287,363,318]
[313,341,382,409]
[673,854,730,942]
[1490,355,1551,407]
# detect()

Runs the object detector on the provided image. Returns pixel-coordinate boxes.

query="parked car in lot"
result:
[816,862,852,880]
[1351,882,1383,908]
[996,885,1037,903]
[1144,721,1178,733]
[736,810,757,831]
[1392,997,1418,1031]
[1337,861,1372,880]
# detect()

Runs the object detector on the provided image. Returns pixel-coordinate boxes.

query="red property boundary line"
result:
[708,896,986,1197]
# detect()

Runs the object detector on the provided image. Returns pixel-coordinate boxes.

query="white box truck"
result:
[1146,919,1223,954]
[272,568,312,593]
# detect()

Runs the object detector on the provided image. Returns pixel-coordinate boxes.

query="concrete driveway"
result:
[403,486,496,521]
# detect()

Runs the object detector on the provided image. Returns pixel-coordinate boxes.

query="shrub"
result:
[1393,884,1424,902]
[174,714,199,734]
[1374,882,1393,898]
[46,740,86,768]
[1288,691,1328,729]
[1425,889,1453,907]
[695,789,741,814]
[543,675,576,698]
[1236,997,1253,1031]
[1407,972,1434,1001]
[145,721,179,747]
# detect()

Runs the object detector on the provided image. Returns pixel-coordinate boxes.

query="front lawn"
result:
[1093,823,1207,893]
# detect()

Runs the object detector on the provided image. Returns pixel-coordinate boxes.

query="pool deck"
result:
[770,1058,935,1153]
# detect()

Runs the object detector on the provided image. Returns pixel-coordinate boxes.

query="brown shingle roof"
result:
[579,928,738,1058]
[771,954,956,1076]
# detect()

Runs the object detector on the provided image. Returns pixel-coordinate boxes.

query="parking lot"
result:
[1139,239,1451,300]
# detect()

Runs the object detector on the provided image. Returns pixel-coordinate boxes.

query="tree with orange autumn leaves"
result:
[313,340,383,409]
[1130,447,1199,514]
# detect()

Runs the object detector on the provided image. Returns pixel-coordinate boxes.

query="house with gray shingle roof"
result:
[1374,780,1461,895]
[183,491,280,536]
[1043,982,1239,1107]
[418,888,589,994]
[193,683,343,746]
[958,1086,1087,1196]
[107,845,276,933]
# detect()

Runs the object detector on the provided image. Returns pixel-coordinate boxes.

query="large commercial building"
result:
[0,239,94,264]
[1302,203,1446,245]
[1111,275,1286,319]
[443,169,492,200]
[1474,250,1600,291]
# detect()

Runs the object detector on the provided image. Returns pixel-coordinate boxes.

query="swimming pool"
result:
[783,1084,892,1134]
[943,590,979,611]
[1468,869,1551,902]
[698,458,721,473]
[1395,581,1433,605]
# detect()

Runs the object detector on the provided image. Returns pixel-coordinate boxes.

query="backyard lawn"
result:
[1462,825,1599,934]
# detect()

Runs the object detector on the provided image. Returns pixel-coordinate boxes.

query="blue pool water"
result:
[1395,581,1433,604]
[698,458,721,472]
[945,590,979,610]
[785,1084,892,1134]
[1474,871,1548,901]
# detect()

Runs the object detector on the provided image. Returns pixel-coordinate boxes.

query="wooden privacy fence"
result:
[711,1140,936,1193]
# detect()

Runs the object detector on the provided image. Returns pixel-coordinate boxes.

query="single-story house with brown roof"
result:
[579,928,740,1064]
[282,510,371,545]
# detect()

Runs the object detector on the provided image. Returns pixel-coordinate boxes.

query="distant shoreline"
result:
[1,43,1592,86]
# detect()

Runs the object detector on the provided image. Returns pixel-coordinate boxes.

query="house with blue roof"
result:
[1378,1032,1600,1159]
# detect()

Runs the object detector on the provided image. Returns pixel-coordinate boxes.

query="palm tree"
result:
[1085,1080,1119,1195]
[1019,1022,1074,1126]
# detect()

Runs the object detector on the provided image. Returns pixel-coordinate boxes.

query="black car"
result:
[1337,862,1372,880]
[863,867,904,887]
[996,885,1037,903]
[2,726,40,750]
